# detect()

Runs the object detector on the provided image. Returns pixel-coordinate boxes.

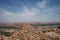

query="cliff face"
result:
[0,24,60,40]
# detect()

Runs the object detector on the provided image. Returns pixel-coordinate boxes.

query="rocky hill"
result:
[0,23,60,40]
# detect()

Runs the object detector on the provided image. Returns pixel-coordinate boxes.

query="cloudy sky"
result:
[0,0,60,23]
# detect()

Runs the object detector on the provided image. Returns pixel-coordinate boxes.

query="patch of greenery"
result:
[0,31,13,37]
[0,27,20,29]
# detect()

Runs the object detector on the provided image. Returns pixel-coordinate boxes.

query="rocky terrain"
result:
[0,23,60,40]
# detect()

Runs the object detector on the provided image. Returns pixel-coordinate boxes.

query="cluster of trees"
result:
[0,31,13,37]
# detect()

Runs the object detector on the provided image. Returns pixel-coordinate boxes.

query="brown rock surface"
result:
[0,23,60,40]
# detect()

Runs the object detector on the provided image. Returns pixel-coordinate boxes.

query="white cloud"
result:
[37,0,49,9]
[5,13,13,16]
[0,6,60,22]
[0,9,13,16]
[21,7,39,19]
[0,7,40,22]
[16,6,40,22]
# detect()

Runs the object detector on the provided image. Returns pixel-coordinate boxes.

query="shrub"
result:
[0,31,13,37]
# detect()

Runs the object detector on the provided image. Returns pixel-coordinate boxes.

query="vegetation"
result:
[0,31,13,37]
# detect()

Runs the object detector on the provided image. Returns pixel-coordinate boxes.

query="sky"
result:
[0,0,60,23]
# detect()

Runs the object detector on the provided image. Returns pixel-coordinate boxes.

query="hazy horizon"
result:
[0,0,60,23]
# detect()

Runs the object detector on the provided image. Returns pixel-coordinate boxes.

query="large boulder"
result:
[45,32,60,40]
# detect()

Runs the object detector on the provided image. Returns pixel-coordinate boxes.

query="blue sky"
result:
[0,0,60,23]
